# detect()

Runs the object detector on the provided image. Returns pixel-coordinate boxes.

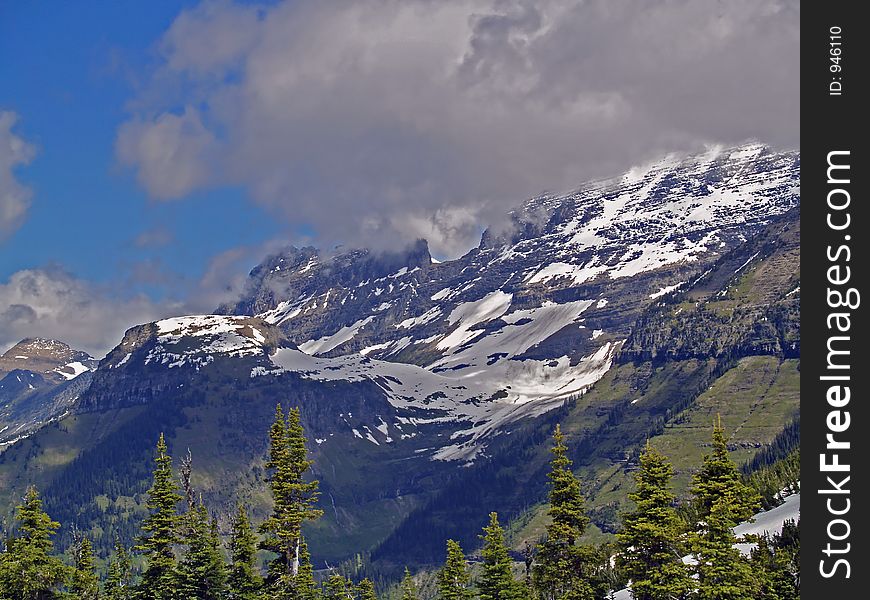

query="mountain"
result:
[0,338,97,447]
[373,205,799,564]
[0,143,799,567]
[217,143,797,459]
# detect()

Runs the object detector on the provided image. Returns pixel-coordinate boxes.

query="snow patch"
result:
[299,317,375,355]
[650,282,685,299]
[437,291,513,350]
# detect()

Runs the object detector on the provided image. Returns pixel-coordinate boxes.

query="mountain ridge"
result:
[0,143,800,569]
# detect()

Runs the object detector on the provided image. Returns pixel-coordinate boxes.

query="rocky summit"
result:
[0,338,97,447]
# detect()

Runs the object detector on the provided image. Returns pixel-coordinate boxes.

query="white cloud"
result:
[0,239,287,356]
[117,0,799,258]
[117,107,216,199]
[0,267,175,357]
[0,111,37,241]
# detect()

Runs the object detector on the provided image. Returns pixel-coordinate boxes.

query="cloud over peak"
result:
[116,0,799,258]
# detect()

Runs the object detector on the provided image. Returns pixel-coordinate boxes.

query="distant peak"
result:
[3,337,75,358]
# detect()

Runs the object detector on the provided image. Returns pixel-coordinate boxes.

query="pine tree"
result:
[545,425,589,543]
[69,534,100,600]
[750,533,799,600]
[0,486,69,599]
[136,433,183,600]
[690,417,760,525]
[531,425,595,600]
[104,538,133,600]
[690,493,756,600]
[323,573,353,600]
[479,512,524,600]
[227,504,262,600]
[260,405,324,591]
[399,568,418,600]
[750,518,799,600]
[294,536,321,600]
[616,443,691,600]
[437,540,473,600]
[356,578,378,600]
[178,503,228,599]
[688,422,761,600]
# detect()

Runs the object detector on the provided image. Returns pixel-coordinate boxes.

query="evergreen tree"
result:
[616,443,691,600]
[294,536,321,600]
[356,578,378,600]
[178,503,228,599]
[399,568,418,600]
[0,486,68,600]
[227,504,262,600]
[69,534,100,600]
[260,405,324,590]
[690,494,756,600]
[688,422,761,600]
[479,512,525,600]
[437,540,473,600]
[104,538,133,600]
[323,573,353,600]
[690,418,760,525]
[545,425,589,543]
[531,425,594,600]
[135,433,183,600]
[751,535,800,600]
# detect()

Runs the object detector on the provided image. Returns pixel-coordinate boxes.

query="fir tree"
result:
[616,443,692,600]
[545,425,589,543]
[356,578,378,600]
[399,568,419,600]
[690,417,760,525]
[136,433,183,600]
[323,573,353,600]
[479,512,525,600]
[531,425,595,600]
[293,536,321,600]
[0,486,68,599]
[437,540,473,600]
[750,532,799,600]
[69,534,99,600]
[688,422,761,600]
[260,405,324,590]
[104,538,133,600]
[690,494,756,600]
[227,504,262,600]
[178,503,228,599]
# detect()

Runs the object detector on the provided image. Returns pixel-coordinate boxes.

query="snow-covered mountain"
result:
[76,143,800,461]
[0,142,800,567]
[0,338,97,446]
[204,143,798,459]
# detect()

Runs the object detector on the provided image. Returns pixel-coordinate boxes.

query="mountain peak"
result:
[0,338,95,381]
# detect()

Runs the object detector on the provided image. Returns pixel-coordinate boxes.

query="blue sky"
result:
[0,0,798,355]
[0,1,283,295]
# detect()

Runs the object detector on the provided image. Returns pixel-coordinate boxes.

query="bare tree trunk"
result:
[292,537,300,577]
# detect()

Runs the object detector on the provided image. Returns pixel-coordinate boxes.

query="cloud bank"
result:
[0,240,285,356]
[0,268,170,357]
[0,111,37,241]
[117,0,800,258]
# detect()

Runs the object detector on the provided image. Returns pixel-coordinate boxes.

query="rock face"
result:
[0,339,97,446]
[80,316,293,412]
